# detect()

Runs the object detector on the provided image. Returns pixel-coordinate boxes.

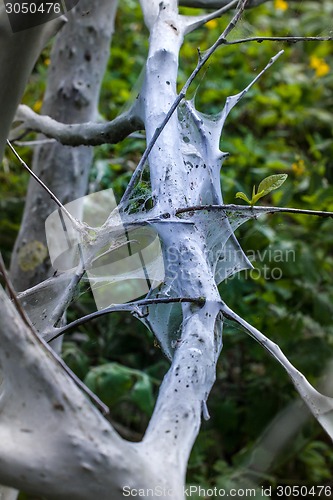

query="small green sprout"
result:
[235,174,288,207]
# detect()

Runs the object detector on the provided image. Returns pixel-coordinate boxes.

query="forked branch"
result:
[121,0,249,206]
[45,296,207,342]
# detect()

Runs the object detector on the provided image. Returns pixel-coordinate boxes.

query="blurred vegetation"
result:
[1,0,333,497]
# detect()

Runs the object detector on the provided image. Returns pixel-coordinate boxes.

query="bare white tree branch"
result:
[181,0,238,34]
[221,301,333,441]
[12,104,143,146]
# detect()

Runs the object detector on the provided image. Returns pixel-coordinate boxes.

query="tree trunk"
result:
[10,0,118,294]
[0,5,64,161]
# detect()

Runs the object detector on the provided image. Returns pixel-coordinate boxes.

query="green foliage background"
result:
[1,0,333,496]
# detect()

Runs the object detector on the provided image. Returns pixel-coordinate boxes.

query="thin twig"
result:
[175,204,333,218]
[221,35,333,46]
[180,0,273,7]
[120,0,249,206]
[6,139,79,228]
[46,296,207,343]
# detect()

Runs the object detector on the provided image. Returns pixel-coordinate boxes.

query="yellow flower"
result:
[33,100,43,112]
[206,19,218,30]
[274,0,288,11]
[291,159,305,177]
[44,58,51,66]
[119,88,130,101]
[309,55,330,78]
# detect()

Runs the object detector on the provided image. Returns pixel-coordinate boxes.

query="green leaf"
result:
[251,190,266,205]
[257,174,288,196]
[84,363,134,407]
[131,373,155,415]
[84,363,155,414]
[236,174,288,207]
[235,192,252,205]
